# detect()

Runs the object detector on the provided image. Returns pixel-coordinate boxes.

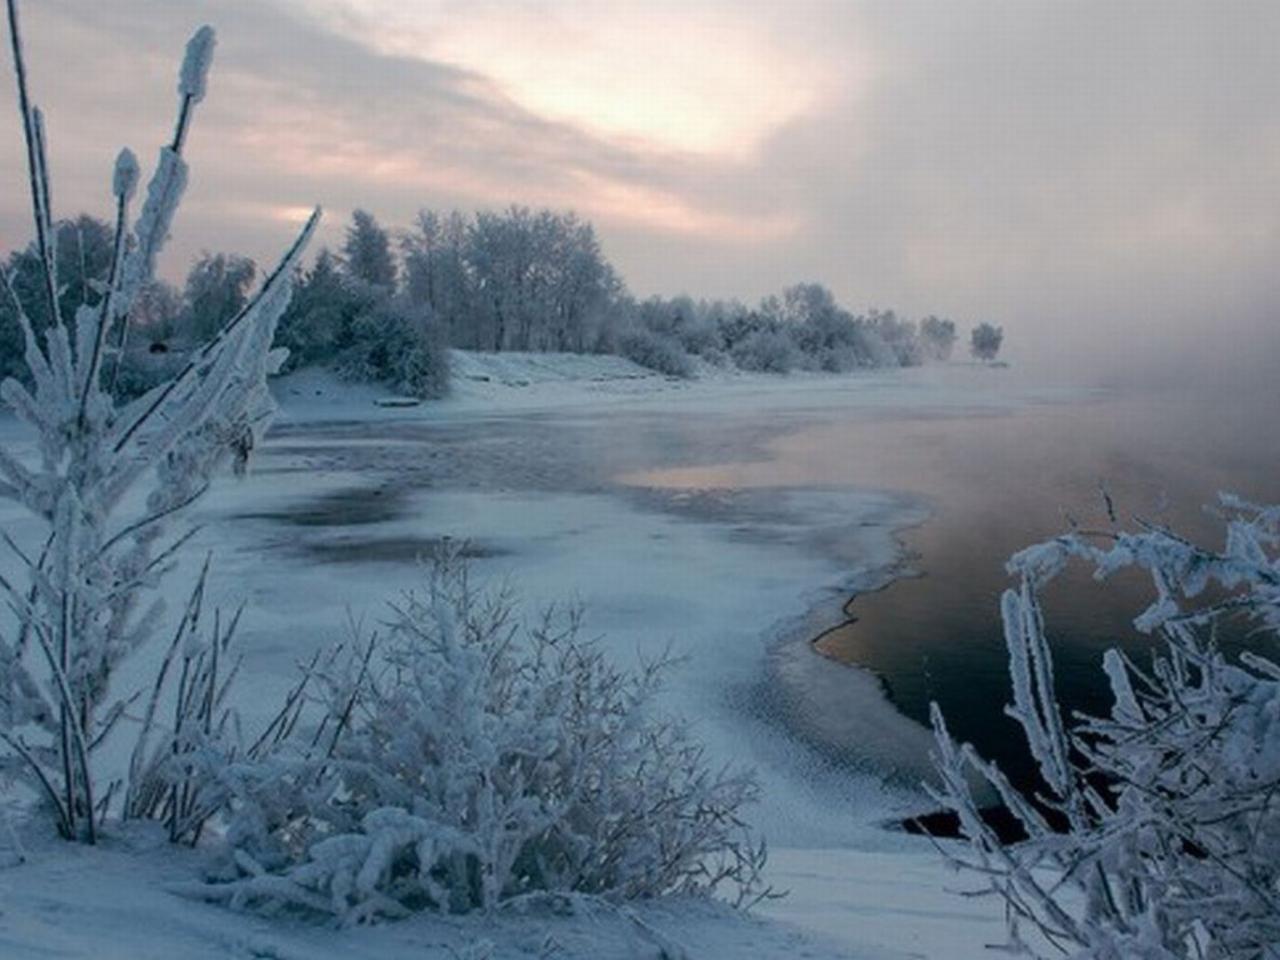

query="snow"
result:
[1,356,1083,958]
[1,823,1022,960]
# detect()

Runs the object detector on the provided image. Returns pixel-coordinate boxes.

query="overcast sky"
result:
[3,1,1278,370]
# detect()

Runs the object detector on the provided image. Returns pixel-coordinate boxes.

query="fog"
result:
[1,1,1278,382]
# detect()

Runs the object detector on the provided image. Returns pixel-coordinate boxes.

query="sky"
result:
[2,0,1279,372]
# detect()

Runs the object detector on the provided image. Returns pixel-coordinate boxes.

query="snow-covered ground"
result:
[0,354,1081,959]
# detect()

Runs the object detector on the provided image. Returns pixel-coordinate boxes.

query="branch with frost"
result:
[0,0,318,842]
[930,497,1280,958]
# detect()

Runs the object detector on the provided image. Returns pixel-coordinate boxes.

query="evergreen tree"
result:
[341,209,396,289]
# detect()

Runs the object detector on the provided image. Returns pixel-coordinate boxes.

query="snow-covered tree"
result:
[920,316,957,362]
[275,247,364,371]
[178,251,257,342]
[0,2,318,843]
[931,495,1280,958]
[970,321,1004,361]
[1,215,113,384]
[339,297,450,399]
[342,209,396,290]
[403,210,472,344]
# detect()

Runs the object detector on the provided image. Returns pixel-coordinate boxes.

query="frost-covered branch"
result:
[931,496,1280,958]
[0,0,317,842]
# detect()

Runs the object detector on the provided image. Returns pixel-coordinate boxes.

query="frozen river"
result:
[9,360,1265,838]
[180,363,1087,842]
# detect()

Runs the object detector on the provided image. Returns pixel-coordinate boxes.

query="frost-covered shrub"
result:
[731,327,801,373]
[0,5,317,843]
[120,561,250,846]
[200,555,765,922]
[863,309,922,367]
[931,495,1280,958]
[617,327,695,378]
[631,296,719,361]
[338,299,450,399]
[674,316,721,359]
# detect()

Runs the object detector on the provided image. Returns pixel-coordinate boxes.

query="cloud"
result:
[281,0,860,157]
[2,0,1277,375]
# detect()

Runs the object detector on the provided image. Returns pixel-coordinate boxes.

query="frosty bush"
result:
[617,326,695,378]
[931,495,1280,958]
[0,3,317,842]
[338,298,451,399]
[731,327,802,373]
[121,559,249,846]
[198,553,766,923]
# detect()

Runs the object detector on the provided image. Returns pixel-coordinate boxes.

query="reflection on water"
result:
[637,387,1280,794]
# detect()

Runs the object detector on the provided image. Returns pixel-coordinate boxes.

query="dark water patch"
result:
[290,536,506,565]
[235,485,410,527]
[802,390,1280,812]
[266,412,793,496]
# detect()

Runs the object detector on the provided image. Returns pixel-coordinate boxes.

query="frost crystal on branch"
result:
[112,147,139,202]
[0,1,318,843]
[179,26,215,103]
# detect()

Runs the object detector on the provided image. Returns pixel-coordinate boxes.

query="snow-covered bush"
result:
[931,495,1280,958]
[617,326,695,378]
[337,298,450,398]
[731,327,802,373]
[121,560,248,846]
[198,553,766,922]
[0,4,317,843]
[863,310,923,367]
[631,296,720,361]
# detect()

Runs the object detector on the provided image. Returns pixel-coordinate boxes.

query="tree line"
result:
[2,205,1004,399]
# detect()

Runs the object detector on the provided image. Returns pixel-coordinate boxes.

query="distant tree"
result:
[179,252,256,341]
[275,247,373,370]
[402,210,473,346]
[919,315,957,362]
[1,214,114,382]
[462,205,621,352]
[342,209,396,289]
[969,321,1004,362]
[130,280,183,340]
[864,308,922,367]
[633,295,718,360]
[338,297,450,399]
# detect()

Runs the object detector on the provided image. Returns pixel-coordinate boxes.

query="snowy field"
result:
[1,355,1081,959]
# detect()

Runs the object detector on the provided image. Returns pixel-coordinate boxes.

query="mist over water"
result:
[635,363,1280,795]
[814,380,1278,790]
